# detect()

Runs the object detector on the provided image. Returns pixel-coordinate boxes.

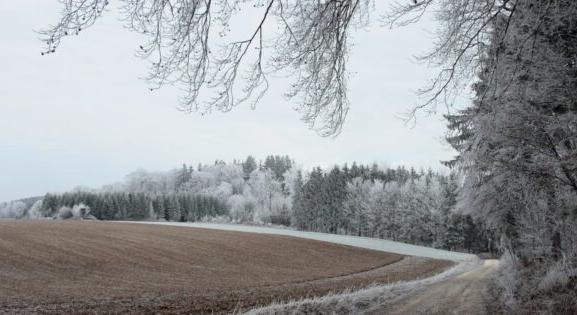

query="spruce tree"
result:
[242,156,257,180]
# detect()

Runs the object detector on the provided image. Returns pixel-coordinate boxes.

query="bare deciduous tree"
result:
[384,0,518,115]
[42,1,546,132]
[42,0,373,136]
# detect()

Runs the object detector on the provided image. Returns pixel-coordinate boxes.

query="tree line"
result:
[292,165,495,253]
[41,192,228,222]
[3,155,495,254]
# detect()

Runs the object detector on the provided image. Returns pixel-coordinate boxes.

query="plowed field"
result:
[0,221,452,314]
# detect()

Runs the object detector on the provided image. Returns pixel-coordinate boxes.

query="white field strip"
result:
[120,221,477,262]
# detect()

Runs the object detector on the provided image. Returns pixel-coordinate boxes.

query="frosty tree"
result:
[438,1,577,312]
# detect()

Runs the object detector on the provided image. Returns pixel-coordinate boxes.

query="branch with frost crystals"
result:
[41,0,373,136]
[383,0,516,119]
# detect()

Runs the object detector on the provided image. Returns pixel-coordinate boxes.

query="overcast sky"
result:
[0,1,462,202]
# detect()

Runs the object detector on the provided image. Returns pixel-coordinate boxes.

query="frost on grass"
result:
[245,261,480,315]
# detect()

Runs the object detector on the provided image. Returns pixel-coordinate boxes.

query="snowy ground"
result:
[246,260,497,315]
[120,221,477,262]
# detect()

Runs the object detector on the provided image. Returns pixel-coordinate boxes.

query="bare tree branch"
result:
[42,0,373,136]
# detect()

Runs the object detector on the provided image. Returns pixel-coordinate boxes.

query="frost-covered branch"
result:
[42,0,373,136]
[384,0,517,118]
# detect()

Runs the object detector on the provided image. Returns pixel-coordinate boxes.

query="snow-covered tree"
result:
[27,200,44,219]
[343,177,372,236]
[441,1,577,311]
[242,156,258,180]
[0,201,27,218]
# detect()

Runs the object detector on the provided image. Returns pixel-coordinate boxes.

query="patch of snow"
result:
[120,221,478,262]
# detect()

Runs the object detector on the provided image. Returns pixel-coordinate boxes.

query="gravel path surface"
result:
[382,260,499,315]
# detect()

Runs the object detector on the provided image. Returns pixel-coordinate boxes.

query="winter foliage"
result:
[292,164,493,252]
[432,1,577,313]
[0,200,27,219]
[55,203,93,220]
[42,1,377,136]
[3,155,493,253]
[0,197,42,219]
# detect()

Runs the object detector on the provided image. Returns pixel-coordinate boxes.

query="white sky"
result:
[0,1,463,202]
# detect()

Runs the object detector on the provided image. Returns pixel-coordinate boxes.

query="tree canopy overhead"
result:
[42,0,512,135]
[42,0,380,136]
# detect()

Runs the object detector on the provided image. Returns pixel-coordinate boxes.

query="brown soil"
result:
[0,220,452,314]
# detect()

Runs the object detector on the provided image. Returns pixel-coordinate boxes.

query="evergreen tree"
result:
[324,166,347,233]
[291,170,305,228]
[242,156,257,180]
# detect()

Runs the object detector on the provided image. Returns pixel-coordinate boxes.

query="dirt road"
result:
[382,260,499,315]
